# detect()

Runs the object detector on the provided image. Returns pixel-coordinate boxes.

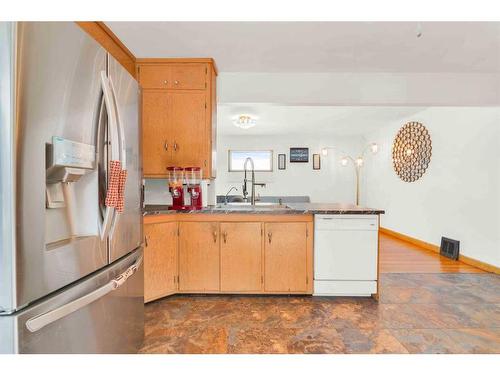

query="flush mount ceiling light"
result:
[233,115,257,129]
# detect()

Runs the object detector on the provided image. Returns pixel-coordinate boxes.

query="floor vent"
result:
[440,237,460,260]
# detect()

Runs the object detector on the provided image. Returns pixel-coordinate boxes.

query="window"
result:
[228,150,273,172]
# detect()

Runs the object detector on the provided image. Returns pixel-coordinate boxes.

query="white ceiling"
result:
[218,104,425,136]
[106,22,500,73]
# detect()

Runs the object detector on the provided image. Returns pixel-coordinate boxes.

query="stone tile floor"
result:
[140,273,500,353]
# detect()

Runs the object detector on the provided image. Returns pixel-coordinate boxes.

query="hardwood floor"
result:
[141,231,498,354]
[379,233,485,274]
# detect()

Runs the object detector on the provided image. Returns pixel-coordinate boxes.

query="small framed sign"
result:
[278,154,286,170]
[313,154,321,170]
[290,147,309,163]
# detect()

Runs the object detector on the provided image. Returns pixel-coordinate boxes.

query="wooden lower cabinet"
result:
[178,221,220,292]
[143,215,313,300]
[144,222,178,302]
[220,222,263,292]
[264,222,310,293]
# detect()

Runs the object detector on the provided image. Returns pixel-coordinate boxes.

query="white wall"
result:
[364,107,500,267]
[215,134,368,203]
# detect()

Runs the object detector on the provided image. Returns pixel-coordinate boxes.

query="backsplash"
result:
[144,178,216,206]
[144,179,171,205]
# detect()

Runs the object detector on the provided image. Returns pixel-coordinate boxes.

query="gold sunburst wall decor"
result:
[392,122,432,182]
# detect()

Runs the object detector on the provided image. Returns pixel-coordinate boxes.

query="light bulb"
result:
[321,148,328,156]
[340,157,348,166]
[356,157,364,167]
[370,143,378,154]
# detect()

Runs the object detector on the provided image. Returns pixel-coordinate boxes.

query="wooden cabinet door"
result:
[170,64,207,90]
[264,223,308,293]
[220,222,262,292]
[178,222,220,292]
[139,65,171,89]
[142,91,171,176]
[144,222,178,302]
[169,91,207,169]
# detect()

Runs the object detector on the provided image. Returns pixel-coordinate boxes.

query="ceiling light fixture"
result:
[233,115,257,129]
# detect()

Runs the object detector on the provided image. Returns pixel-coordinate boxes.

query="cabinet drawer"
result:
[315,215,378,231]
[139,65,171,89]
[170,64,206,90]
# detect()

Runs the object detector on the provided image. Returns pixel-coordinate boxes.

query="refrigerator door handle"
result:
[25,255,143,333]
[99,71,119,240]
[108,76,126,169]
[107,77,126,238]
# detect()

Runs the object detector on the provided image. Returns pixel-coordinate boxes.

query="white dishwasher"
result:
[314,214,378,296]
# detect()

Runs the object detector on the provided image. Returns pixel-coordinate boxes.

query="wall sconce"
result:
[321,143,379,205]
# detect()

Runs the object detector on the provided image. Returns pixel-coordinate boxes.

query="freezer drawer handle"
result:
[25,255,143,333]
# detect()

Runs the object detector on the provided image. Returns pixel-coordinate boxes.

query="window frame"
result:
[228,150,274,172]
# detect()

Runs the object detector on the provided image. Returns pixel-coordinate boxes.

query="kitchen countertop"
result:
[143,203,384,216]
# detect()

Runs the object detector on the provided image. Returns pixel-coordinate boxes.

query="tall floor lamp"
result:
[321,143,379,206]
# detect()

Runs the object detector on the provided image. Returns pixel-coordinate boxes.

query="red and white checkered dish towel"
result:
[105,160,127,213]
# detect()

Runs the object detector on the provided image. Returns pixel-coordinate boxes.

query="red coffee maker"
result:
[166,166,185,210]
[185,167,203,210]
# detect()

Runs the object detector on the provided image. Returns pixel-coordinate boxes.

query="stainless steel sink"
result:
[214,202,290,210]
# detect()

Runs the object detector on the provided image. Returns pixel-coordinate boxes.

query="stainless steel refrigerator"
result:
[0,22,144,353]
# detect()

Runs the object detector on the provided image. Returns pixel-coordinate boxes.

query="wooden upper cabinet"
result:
[178,222,220,292]
[264,222,309,293]
[169,91,207,168]
[142,91,171,175]
[220,222,262,292]
[138,65,171,89]
[144,222,178,302]
[138,59,217,179]
[170,64,206,90]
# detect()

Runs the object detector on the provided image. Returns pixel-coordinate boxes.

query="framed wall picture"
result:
[313,154,321,170]
[278,154,286,170]
[290,147,309,163]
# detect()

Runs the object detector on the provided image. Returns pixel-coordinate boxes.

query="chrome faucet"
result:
[224,186,238,205]
[243,157,266,205]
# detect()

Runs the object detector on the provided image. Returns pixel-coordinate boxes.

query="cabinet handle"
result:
[267,232,272,244]
[144,236,149,247]
[164,141,168,151]
[223,231,227,244]
[163,80,168,85]
[212,230,217,243]
[174,80,179,85]
[173,142,178,151]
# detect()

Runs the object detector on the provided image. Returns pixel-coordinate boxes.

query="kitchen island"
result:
[143,203,384,302]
